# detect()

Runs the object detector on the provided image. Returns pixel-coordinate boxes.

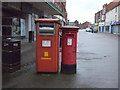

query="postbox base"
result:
[61,63,76,74]
[37,72,58,74]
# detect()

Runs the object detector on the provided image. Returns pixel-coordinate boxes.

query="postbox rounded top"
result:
[61,26,79,29]
[60,25,80,32]
[35,18,60,23]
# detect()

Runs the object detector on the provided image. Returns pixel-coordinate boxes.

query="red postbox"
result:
[60,26,79,74]
[35,19,60,73]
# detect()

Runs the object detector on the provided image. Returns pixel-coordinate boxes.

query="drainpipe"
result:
[28,14,34,43]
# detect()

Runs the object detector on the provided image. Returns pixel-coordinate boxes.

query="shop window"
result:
[105,26,109,32]
[115,8,117,12]
[115,15,117,21]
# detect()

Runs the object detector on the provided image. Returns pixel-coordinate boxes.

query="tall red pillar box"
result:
[35,19,60,73]
[60,26,79,74]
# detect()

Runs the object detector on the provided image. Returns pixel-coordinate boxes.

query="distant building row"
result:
[68,21,92,29]
[94,1,120,34]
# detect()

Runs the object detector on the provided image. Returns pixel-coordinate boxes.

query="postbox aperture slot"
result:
[39,22,55,35]
[65,34,74,38]
[66,34,74,36]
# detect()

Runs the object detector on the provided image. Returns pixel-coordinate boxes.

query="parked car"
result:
[86,28,92,32]
[93,27,98,33]
[93,29,98,33]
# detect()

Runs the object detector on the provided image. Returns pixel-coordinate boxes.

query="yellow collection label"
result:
[40,52,52,60]
[41,57,51,60]
[44,52,48,57]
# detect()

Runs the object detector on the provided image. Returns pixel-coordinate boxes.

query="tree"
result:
[74,20,79,26]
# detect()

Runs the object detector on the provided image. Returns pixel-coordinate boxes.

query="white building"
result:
[106,6,119,22]
[105,4,120,34]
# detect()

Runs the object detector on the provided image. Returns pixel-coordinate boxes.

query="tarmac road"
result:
[2,30,118,88]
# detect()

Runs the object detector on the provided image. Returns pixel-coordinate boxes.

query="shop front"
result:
[112,21,120,34]
[98,22,105,32]
[104,22,112,33]
[94,23,98,32]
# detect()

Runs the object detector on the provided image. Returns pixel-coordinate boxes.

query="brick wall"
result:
[95,11,101,23]
[54,1,67,22]
[80,22,91,29]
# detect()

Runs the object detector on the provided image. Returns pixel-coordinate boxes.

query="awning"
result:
[112,21,120,25]
[2,2,63,17]
[105,22,112,26]
[30,2,63,16]
[99,22,105,26]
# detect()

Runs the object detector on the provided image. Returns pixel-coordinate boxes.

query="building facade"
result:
[95,9,105,32]
[94,11,101,32]
[94,1,120,34]
[105,2,120,34]
[79,21,91,29]
[2,1,67,40]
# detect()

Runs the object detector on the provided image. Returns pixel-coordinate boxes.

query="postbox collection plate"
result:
[67,38,72,46]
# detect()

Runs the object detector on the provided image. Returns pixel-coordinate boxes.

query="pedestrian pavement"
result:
[20,39,36,68]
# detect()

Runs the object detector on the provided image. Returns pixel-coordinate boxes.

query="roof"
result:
[106,1,120,12]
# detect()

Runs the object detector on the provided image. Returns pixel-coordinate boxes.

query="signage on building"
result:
[99,22,105,26]
[105,22,112,26]
[112,21,120,25]
[94,23,98,26]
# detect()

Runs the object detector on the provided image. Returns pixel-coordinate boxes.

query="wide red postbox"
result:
[60,26,79,73]
[35,19,60,73]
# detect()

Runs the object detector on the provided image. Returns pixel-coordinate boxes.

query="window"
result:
[115,15,117,21]
[115,8,117,12]
[39,22,55,35]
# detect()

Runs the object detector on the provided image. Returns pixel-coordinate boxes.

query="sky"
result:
[66,0,113,24]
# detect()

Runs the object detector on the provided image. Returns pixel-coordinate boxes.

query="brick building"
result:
[54,1,67,25]
[95,11,101,23]
[79,21,91,29]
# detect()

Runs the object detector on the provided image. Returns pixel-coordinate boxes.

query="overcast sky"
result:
[66,0,113,24]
